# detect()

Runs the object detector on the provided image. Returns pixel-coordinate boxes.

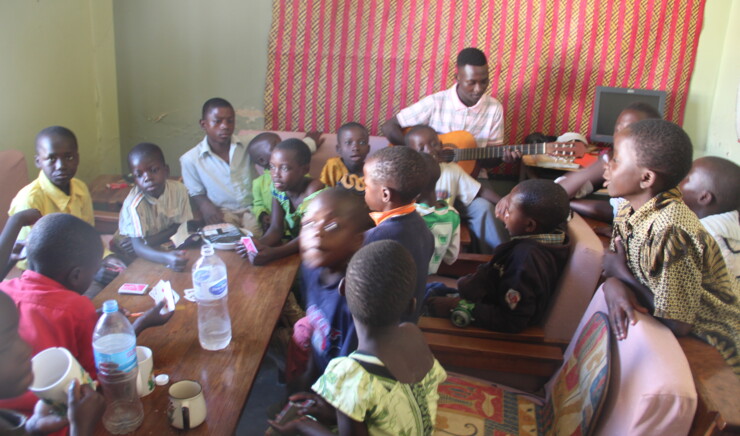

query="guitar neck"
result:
[451,143,547,161]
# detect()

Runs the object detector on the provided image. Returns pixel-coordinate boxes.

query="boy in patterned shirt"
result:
[602,119,740,378]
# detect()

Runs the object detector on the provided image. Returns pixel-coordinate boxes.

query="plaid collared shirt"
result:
[397,84,504,148]
[511,230,566,245]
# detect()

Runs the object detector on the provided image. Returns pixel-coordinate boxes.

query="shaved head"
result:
[680,156,740,217]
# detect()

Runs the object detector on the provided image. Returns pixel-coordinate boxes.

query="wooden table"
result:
[91,249,301,435]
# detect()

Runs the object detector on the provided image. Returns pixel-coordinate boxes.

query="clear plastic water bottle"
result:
[192,244,232,350]
[93,300,143,434]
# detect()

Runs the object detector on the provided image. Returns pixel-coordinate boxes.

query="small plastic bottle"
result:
[192,244,232,350]
[93,300,144,434]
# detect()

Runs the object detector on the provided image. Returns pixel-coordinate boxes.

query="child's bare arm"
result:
[67,380,105,436]
[380,115,407,145]
[130,237,187,271]
[24,379,105,436]
[477,184,501,204]
[602,238,655,309]
[0,209,41,276]
[304,131,326,150]
[258,198,287,247]
[248,238,299,266]
[336,411,370,436]
[143,223,181,247]
[603,277,649,340]
[570,199,614,223]
[557,160,605,199]
[132,301,174,335]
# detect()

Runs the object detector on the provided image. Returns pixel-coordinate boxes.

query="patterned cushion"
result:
[542,311,610,436]
[434,312,610,436]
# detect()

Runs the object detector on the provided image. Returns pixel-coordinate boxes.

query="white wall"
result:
[702,1,740,162]
[112,0,273,176]
[1,0,736,184]
[683,0,740,164]
[0,0,120,182]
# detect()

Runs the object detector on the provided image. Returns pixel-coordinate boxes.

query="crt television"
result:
[590,86,667,143]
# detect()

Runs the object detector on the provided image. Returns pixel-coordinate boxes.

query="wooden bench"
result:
[680,336,740,436]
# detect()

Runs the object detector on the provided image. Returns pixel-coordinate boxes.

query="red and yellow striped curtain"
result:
[264,0,706,143]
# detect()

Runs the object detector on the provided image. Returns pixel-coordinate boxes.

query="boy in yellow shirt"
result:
[9,126,123,286]
[9,126,93,243]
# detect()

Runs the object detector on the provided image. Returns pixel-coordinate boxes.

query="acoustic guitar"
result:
[437,131,588,175]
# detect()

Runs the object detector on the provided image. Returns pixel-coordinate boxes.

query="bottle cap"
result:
[201,243,215,256]
[154,374,169,386]
[102,300,118,313]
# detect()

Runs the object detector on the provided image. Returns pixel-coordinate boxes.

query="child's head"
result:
[419,153,441,203]
[35,126,80,191]
[524,132,557,144]
[344,240,416,327]
[199,97,235,147]
[300,189,371,271]
[405,125,442,161]
[455,48,489,107]
[128,142,169,198]
[605,119,693,199]
[247,132,281,170]
[504,179,569,236]
[680,157,740,218]
[270,138,311,193]
[336,122,370,173]
[363,146,426,212]
[0,291,33,399]
[614,101,662,135]
[27,213,103,294]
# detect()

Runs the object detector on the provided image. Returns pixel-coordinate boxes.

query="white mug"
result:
[29,347,94,414]
[136,346,154,397]
[167,380,206,430]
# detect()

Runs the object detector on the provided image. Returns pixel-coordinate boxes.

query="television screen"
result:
[590,86,666,143]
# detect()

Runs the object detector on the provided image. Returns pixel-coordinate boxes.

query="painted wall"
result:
[683,0,730,155]
[702,0,740,163]
[0,0,120,182]
[1,0,736,185]
[112,0,272,177]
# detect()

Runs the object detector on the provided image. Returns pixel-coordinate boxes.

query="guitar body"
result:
[438,130,479,176]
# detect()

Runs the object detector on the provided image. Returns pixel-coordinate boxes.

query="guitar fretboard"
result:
[451,143,547,161]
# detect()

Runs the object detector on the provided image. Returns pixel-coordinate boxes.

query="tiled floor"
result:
[235,356,286,435]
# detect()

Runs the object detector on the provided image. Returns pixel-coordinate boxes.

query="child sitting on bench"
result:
[427,179,570,333]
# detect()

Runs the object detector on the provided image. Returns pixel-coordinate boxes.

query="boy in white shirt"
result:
[406,125,506,252]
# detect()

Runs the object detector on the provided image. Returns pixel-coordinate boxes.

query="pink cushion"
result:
[547,286,697,436]
[237,130,388,179]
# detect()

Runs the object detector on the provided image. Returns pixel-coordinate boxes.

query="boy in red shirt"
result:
[0,213,170,416]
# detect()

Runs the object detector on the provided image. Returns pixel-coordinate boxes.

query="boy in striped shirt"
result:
[115,143,192,271]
